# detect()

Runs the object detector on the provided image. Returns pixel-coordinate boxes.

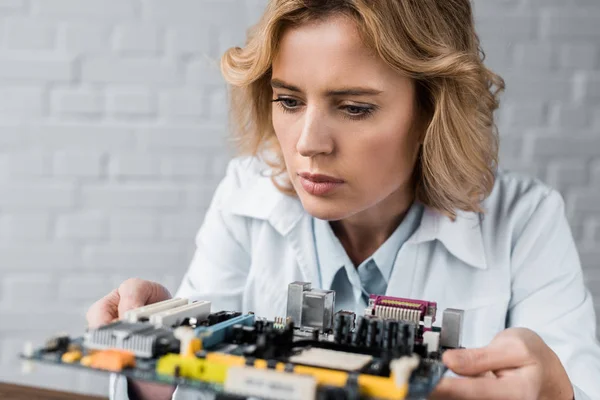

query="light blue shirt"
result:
[110,156,600,400]
[313,202,424,314]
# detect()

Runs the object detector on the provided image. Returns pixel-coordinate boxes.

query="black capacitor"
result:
[333,313,346,343]
[333,311,356,345]
[254,319,265,333]
[398,321,416,354]
[242,325,257,344]
[231,324,244,344]
[352,316,368,346]
[366,317,382,348]
[382,319,399,349]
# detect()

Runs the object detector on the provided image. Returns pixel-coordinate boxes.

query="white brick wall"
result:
[0,0,598,396]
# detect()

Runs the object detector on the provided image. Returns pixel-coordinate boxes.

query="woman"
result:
[87,1,600,399]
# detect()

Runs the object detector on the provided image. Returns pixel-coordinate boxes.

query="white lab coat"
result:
[111,156,600,399]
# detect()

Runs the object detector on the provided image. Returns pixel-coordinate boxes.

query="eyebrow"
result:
[271,79,383,97]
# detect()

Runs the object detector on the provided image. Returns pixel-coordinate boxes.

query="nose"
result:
[296,106,334,158]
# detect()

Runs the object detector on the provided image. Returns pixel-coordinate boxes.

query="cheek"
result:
[350,130,419,186]
[272,117,295,155]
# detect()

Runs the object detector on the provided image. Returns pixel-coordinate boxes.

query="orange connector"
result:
[89,349,136,372]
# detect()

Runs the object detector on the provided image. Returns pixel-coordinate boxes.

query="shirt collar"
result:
[406,207,487,269]
[224,165,487,271]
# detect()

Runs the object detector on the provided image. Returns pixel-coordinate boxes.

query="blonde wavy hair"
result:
[220,0,505,217]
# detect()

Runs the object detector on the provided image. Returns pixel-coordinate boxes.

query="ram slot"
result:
[195,314,255,349]
[124,298,189,323]
[150,301,211,328]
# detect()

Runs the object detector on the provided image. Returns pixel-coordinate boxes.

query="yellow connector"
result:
[156,354,229,384]
[61,350,82,364]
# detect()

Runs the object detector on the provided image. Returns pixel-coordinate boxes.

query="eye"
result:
[342,105,375,121]
[272,97,300,113]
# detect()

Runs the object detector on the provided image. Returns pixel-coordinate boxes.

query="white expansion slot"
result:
[123,298,189,323]
[150,301,211,328]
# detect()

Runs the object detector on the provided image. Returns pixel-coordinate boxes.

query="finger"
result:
[443,343,530,376]
[117,278,172,318]
[86,289,120,329]
[430,376,527,400]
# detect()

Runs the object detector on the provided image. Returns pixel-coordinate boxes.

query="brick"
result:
[159,89,205,118]
[475,14,537,42]
[3,150,50,177]
[82,58,180,85]
[109,213,158,240]
[591,160,600,186]
[0,213,51,241]
[53,150,105,178]
[513,42,555,70]
[108,154,160,178]
[139,126,228,149]
[50,87,103,115]
[207,87,228,121]
[498,135,526,163]
[114,24,162,55]
[0,311,83,332]
[186,57,225,86]
[4,18,57,50]
[160,155,211,178]
[27,124,135,150]
[143,0,244,25]
[0,244,81,270]
[502,73,574,101]
[0,86,45,117]
[184,184,219,211]
[529,134,600,159]
[0,183,75,209]
[0,124,22,147]
[580,249,600,275]
[541,8,600,39]
[558,43,599,70]
[32,0,138,21]
[159,213,203,240]
[1,273,56,302]
[81,184,183,209]
[548,104,591,129]
[0,0,25,9]
[545,160,589,190]
[0,54,73,81]
[83,244,184,270]
[502,102,546,128]
[107,88,156,116]
[56,213,107,240]
[571,190,600,213]
[62,23,112,54]
[576,72,600,103]
[58,274,110,300]
[165,27,211,55]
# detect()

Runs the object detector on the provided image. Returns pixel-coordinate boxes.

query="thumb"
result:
[117,278,172,318]
[86,289,120,329]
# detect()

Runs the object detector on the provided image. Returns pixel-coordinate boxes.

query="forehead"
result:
[272,14,402,89]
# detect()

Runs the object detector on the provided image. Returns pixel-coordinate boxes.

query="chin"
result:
[297,194,352,221]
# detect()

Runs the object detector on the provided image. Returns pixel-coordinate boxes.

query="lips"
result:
[297,172,344,196]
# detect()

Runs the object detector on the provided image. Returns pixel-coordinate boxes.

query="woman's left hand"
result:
[429,327,574,400]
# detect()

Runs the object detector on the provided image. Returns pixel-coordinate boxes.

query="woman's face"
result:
[271,14,423,222]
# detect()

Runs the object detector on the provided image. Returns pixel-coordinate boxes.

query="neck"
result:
[330,186,415,267]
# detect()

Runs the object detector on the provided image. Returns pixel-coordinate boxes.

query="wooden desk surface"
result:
[0,382,107,400]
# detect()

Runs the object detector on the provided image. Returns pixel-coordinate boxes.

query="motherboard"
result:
[22,282,464,400]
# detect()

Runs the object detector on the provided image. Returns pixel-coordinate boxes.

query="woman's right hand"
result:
[86,278,172,329]
[86,278,176,400]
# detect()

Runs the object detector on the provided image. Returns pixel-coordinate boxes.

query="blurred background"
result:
[0,0,598,396]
